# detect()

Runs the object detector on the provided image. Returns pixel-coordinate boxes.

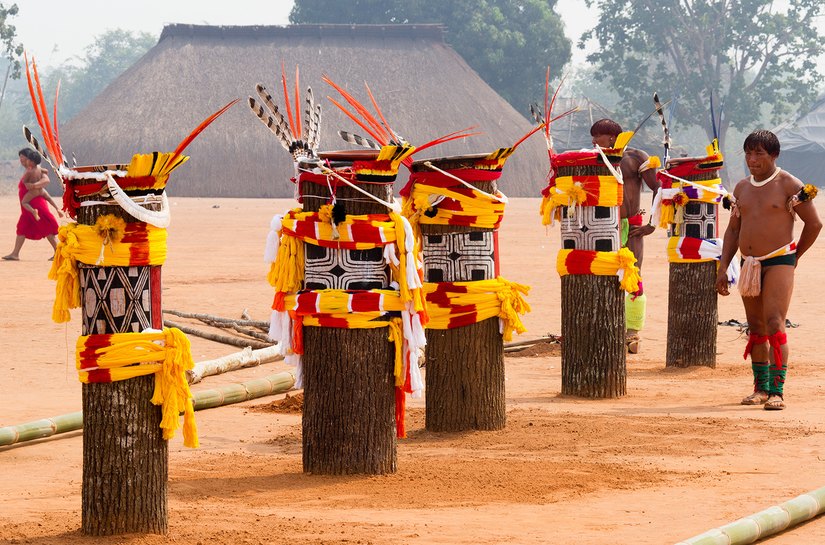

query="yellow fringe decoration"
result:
[76,328,198,448]
[48,219,167,323]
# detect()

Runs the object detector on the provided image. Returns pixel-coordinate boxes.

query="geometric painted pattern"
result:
[560,205,620,252]
[423,231,496,282]
[304,245,390,290]
[80,265,153,335]
[670,201,717,239]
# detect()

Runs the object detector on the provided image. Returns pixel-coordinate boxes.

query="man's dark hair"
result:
[18,148,42,165]
[590,118,623,137]
[743,130,780,157]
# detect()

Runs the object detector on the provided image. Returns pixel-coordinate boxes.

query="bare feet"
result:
[626,330,640,354]
[1,255,20,261]
[741,390,769,405]
[764,395,786,410]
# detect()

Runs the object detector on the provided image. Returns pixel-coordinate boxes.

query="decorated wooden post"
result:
[25,56,233,535]
[540,135,641,398]
[654,140,728,368]
[401,148,530,432]
[258,73,426,474]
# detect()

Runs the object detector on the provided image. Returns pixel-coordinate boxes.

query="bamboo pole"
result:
[0,371,296,448]
[187,345,283,384]
[675,486,825,544]
[163,320,273,350]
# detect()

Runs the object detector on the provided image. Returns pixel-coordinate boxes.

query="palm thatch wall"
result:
[59,24,553,198]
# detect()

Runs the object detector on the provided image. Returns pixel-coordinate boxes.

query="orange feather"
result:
[364,82,396,142]
[281,61,296,138]
[23,54,57,165]
[323,75,389,142]
[169,99,239,164]
[326,96,387,145]
[31,56,61,164]
[294,65,302,140]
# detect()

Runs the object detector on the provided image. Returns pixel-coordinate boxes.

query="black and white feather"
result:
[338,130,381,150]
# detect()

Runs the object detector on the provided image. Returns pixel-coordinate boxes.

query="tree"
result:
[0,3,23,113]
[289,0,571,117]
[582,0,825,154]
[38,29,156,123]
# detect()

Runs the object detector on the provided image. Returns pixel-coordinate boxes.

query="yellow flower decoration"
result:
[94,215,127,244]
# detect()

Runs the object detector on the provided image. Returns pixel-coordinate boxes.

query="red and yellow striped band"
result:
[279,208,400,249]
[402,183,506,230]
[48,216,167,323]
[556,247,641,293]
[666,236,722,263]
[75,327,198,448]
[424,278,530,341]
[540,175,623,226]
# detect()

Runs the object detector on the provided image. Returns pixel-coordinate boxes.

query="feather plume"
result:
[338,130,381,150]
[280,61,297,140]
[256,84,294,142]
[22,126,52,168]
[294,65,302,140]
[653,92,671,163]
[169,99,239,165]
[304,86,322,151]
[529,103,544,126]
[248,97,292,152]
[31,56,62,166]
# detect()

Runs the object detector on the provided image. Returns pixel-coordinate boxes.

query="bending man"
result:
[590,119,660,353]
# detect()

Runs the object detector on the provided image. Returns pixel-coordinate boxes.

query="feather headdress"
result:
[322,75,479,168]
[248,62,321,162]
[22,52,67,176]
[529,67,579,153]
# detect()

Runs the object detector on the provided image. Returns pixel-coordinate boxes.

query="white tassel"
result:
[651,190,663,227]
[264,214,283,263]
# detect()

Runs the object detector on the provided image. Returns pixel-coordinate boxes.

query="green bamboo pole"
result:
[676,486,825,544]
[0,371,296,448]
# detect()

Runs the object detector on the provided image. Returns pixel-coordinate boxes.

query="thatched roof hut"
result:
[60,24,552,198]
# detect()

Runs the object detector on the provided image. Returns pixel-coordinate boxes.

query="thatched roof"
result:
[60,24,552,198]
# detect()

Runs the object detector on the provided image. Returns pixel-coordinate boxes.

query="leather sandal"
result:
[741,391,769,405]
[764,395,786,410]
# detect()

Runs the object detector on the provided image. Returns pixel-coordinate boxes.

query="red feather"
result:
[323,75,389,142]
[281,61,296,138]
[511,123,544,151]
[169,99,240,164]
[294,65,302,140]
[326,95,387,145]
[364,81,396,142]
[53,79,61,156]
[544,66,551,139]
[31,56,61,164]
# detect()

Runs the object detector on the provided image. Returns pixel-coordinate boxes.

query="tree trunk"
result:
[302,327,396,474]
[666,261,718,368]
[560,275,626,398]
[75,179,168,535]
[424,318,505,431]
[299,180,398,475]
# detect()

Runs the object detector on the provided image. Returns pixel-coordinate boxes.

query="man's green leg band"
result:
[752,362,770,392]
[769,360,787,396]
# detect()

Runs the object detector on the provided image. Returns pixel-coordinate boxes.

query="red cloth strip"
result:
[350,291,384,313]
[769,331,787,369]
[84,369,113,383]
[628,214,644,226]
[677,237,703,260]
[294,292,319,314]
[743,333,769,360]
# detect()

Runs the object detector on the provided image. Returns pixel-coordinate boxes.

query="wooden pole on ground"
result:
[298,161,397,475]
[411,156,505,432]
[663,166,721,369]
[75,179,168,535]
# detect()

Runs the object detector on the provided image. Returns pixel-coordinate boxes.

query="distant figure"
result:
[716,130,822,410]
[589,119,660,353]
[2,148,60,261]
[19,154,62,221]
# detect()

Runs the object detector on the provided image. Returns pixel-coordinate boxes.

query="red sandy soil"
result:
[1,195,825,545]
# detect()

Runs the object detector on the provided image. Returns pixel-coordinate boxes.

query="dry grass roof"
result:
[61,24,552,198]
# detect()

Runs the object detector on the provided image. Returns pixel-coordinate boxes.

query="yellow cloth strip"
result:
[284,289,407,313]
[666,236,718,263]
[423,278,531,341]
[76,328,198,448]
[556,247,641,293]
[540,175,620,225]
[403,183,505,230]
[281,209,399,247]
[48,219,167,323]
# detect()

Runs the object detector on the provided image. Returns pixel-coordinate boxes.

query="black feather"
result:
[332,202,347,224]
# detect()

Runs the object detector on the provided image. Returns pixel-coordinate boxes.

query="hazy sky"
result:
[14,0,596,69]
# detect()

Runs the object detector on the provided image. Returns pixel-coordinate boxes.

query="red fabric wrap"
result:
[665,156,723,178]
[769,331,787,368]
[564,250,598,275]
[743,333,769,361]
[399,168,502,197]
[628,213,644,226]
[550,149,622,168]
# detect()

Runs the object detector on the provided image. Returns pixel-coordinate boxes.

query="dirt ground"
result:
[1,194,825,545]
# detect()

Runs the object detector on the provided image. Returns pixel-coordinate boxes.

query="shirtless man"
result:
[716,130,821,410]
[590,119,660,352]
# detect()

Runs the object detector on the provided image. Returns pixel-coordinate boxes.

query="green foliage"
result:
[582,0,825,152]
[38,29,156,123]
[290,0,572,117]
[0,2,22,79]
